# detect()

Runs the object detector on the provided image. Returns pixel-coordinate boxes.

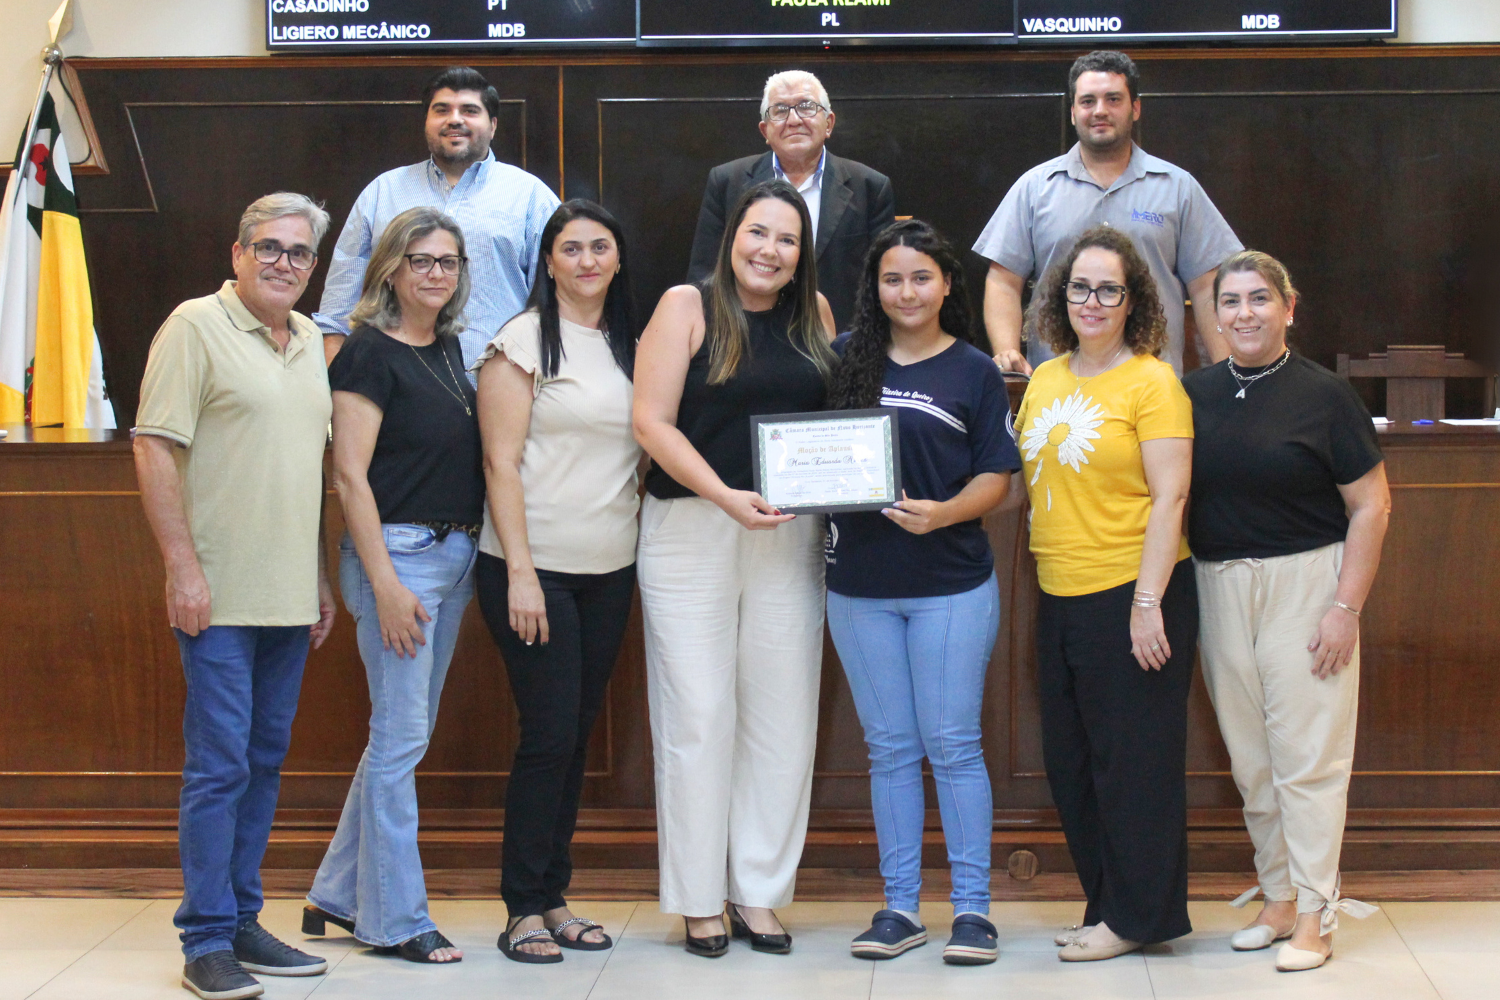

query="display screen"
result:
[637,0,1013,46]
[266,1,1399,50]
[266,0,636,48]
[1015,1,1397,41]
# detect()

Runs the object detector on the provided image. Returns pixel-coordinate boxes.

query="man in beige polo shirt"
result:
[134,192,337,1000]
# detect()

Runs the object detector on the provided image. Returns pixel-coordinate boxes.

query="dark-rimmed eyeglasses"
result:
[404,253,468,276]
[1064,280,1127,307]
[764,100,828,123]
[249,241,317,271]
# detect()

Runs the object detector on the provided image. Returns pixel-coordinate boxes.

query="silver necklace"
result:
[408,339,472,416]
[1070,342,1127,385]
[1227,349,1291,399]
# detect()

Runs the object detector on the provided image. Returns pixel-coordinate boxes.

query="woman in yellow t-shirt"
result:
[1014,225,1196,962]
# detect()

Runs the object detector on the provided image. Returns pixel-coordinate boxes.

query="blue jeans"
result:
[175,624,312,959]
[308,526,476,946]
[827,574,1001,914]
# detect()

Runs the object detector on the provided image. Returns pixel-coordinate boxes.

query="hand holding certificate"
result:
[751,409,902,514]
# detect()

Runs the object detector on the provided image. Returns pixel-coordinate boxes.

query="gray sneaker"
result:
[232,919,328,976]
[182,950,263,1000]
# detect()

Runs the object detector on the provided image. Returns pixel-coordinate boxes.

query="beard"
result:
[1075,117,1133,153]
[429,130,488,168]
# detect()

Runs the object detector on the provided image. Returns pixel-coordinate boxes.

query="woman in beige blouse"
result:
[473,200,640,963]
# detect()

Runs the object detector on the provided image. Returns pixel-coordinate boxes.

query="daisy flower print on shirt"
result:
[1021,389,1107,511]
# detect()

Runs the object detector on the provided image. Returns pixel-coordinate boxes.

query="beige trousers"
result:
[1195,543,1359,913]
[636,495,826,916]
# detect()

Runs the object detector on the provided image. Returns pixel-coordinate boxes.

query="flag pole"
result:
[14,0,72,174]
[13,46,63,176]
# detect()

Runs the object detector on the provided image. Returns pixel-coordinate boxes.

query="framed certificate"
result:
[750,409,902,514]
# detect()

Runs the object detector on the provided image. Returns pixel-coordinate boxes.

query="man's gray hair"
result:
[236,192,331,249]
[760,70,832,118]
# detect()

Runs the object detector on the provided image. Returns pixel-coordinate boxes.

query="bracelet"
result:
[1332,601,1361,617]
[1131,594,1162,609]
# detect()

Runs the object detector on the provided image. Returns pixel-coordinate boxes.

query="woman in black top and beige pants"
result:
[1183,251,1390,972]
[633,180,836,957]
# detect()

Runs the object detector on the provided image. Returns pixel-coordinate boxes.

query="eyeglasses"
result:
[1064,280,1127,308]
[764,100,827,123]
[404,253,468,276]
[249,241,317,271]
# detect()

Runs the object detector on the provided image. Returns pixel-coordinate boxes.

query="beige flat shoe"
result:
[1230,923,1293,951]
[1275,942,1331,972]
[1058,936,1141,962]
[1053,924,1095,946]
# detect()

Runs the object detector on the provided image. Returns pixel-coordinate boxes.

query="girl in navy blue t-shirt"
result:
[825,220,1021,965]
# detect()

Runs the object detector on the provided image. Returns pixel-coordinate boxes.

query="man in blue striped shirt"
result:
[315,67,560,370]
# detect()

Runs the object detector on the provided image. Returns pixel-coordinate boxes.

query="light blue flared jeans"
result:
[308,525,476,947]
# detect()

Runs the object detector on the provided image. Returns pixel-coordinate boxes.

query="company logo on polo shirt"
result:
[1130,209,1166,227]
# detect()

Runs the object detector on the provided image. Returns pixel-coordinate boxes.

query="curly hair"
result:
[1025,225,1167,358]
[827,219,975,410]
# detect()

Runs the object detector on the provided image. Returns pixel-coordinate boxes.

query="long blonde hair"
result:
[703,179,833,385]
[348,207,470,337]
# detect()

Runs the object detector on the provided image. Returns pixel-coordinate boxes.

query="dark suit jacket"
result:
[686,150,896,331]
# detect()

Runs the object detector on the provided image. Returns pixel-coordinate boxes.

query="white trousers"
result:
[1195,543,1359,913]
[637,495,826,916]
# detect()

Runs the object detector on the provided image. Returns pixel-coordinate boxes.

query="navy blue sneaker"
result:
[232,919,327,976]
[181,950,262,999]
[851,909,927,960]
[943,913,999,965]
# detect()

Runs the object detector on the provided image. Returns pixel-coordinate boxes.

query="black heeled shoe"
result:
[683,917,728,958]
[729,905,792,954]
[302,905,356,936]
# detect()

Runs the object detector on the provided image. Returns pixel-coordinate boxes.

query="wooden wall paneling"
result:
[70,61,562,427]
[12,49,1500,873]
[1346,437,1500,807]
[1145,90,1500,388]
[565,59,1070,344]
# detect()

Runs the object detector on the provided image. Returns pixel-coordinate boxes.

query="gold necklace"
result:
[407,338,472,416]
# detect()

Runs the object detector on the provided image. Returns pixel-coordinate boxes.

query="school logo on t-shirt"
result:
[1021,388,1106,512]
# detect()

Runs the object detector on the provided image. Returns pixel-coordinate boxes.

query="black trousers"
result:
[1036,558,1198,945]
[477,554,637,918]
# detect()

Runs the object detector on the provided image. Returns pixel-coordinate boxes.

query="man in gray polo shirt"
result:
[974,50,1241,375]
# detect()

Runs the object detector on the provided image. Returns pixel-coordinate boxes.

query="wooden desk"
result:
[3,422,1499,878]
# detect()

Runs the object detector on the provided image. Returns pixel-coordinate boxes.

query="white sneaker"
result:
[1230,923,1292,951]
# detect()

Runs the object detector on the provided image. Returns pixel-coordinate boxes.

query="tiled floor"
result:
[1,896,1494,1000]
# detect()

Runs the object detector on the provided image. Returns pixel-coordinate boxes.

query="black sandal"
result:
[500,919,564,964]
[376,929,462,964]
[302,905,356,937]
[548,917,612,951]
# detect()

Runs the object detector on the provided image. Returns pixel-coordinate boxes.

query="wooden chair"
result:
[1335,345,1495,422]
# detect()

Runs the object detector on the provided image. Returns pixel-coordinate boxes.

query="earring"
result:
[1216,326,1222,332]
[1287,317,1294,326]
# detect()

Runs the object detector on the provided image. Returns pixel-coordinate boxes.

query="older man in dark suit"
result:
[687,70,896,331]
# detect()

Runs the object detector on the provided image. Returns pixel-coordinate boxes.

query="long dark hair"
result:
[828,219,974,410]
[523,199,636,379]
[1026,225,1166,357]
[703,178,833,385]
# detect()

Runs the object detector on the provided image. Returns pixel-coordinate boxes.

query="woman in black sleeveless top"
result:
[633,180,836,957]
